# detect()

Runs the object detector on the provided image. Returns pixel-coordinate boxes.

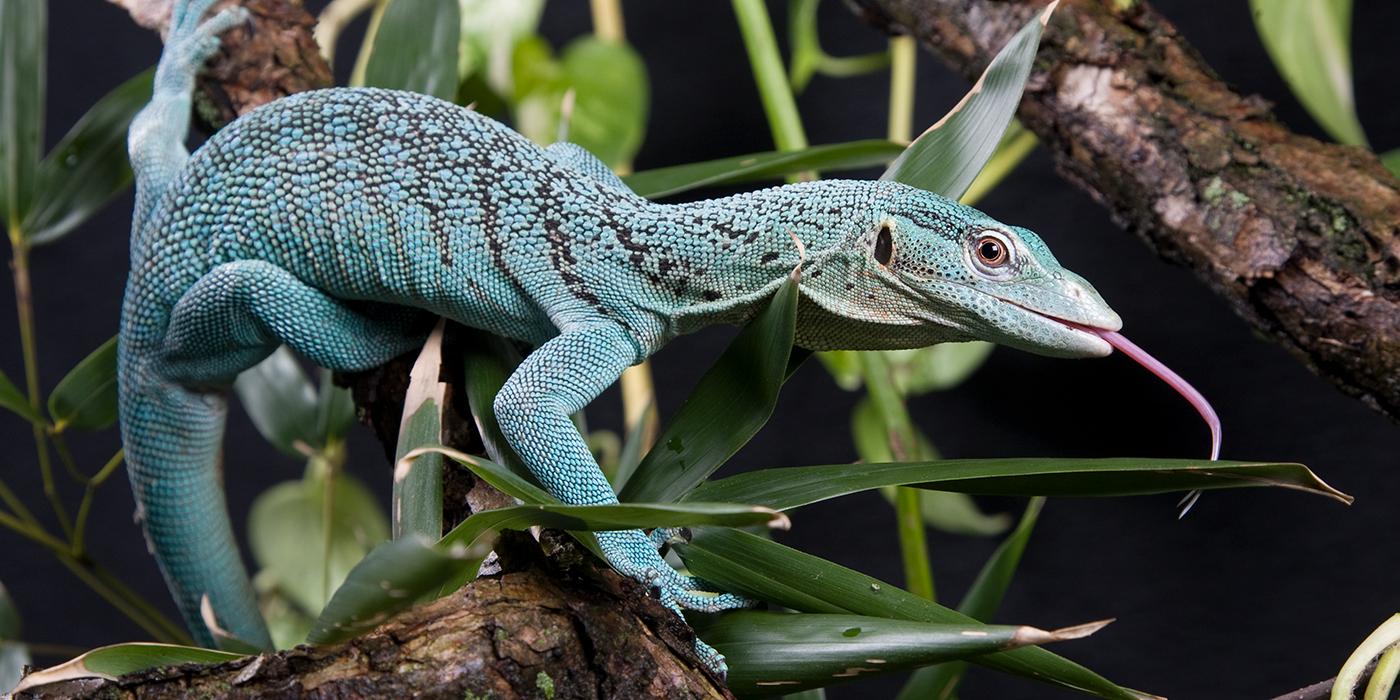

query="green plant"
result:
[0,1,1362,697]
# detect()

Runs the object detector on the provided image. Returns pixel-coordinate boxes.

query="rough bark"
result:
[848,0,1400,420]
[18,533,729,700]
[47,3,728,697]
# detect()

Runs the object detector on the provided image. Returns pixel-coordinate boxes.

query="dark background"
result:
[3,1,1397,698]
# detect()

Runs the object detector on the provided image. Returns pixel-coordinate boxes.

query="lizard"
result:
[119,0,1123,674]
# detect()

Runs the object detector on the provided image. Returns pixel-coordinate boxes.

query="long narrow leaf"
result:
[233,347,319,456]
[0,0,44,226]
[25,68,153,244]
[47,337,118,432]
[695,610,1105,697]
[1249,0,1366,146]
[687,457,1349,509]
[881,2,1056,199]
[675,528,1153,700]
[459,330,538,484]
[11,643,243,693]
[623,140,903,199]
[393,322,447,540]
[619,274,801,504]
[438,501,787,551]
[899,497,1046,699]
[362,0,460,100]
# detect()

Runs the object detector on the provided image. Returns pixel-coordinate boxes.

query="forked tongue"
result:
[1072,325,1221,517]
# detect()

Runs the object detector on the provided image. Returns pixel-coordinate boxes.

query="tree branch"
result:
[847,0,1400,420]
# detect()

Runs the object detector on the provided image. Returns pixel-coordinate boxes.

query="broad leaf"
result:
[307,535,474,645]
[233,347,319,457]
[249,474,389,616]
[362,0,460,101]
[885,342,994,395]
[0,0,44,227]
[26,68,153,245]
[623,140,902,200]
[456,0,544,92]
[393,323,447,540]
[619,274,801,504]
[696,610,1103,697]
[881,3,1056,199]
[11,643,243,693]
[687,457,1349,510]
[899,497,1046,699]
[0,368,43,425]
[513,36,649,168]
[1250,0,1366,146]
[47,336,118,432]
[675,529,1147,700]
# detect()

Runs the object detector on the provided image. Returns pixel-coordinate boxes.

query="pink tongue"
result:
[1090,329,1221,461]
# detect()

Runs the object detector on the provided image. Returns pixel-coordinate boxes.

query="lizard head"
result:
[811,183,1121,357]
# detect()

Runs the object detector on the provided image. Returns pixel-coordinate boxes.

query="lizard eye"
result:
[970,231,1013,274]
[873,223,894,266]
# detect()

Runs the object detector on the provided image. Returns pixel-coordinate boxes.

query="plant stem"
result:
[71,450,124,556]
[9,233,72,538]
[859,352,936,601]
[731,0,810,155]
[590,0,625,43]
[888,35,917,143]
[0,474,39,527]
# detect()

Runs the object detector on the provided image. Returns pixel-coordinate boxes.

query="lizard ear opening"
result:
[874,223,894,266]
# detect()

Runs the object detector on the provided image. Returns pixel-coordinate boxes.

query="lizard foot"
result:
[596,529,754,677]
[167,4,249,72]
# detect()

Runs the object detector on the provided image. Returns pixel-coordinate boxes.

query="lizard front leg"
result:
[493,322,747,675]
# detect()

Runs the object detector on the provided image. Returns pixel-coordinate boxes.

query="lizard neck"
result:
[638,179,888,334]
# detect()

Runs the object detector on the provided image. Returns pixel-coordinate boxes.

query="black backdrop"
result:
[3,2,1398,698]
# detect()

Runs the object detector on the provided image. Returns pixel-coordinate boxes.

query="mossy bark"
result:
[849,0,1400,420]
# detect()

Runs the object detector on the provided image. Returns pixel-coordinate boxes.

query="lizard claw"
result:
[647,526,691,549]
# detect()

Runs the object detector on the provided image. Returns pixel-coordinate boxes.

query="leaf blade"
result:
[880,3,1056,199]
[11,643,243,693]
[623,140,903,199]
[25,68,153,244]
[362,0,460,101]
[1250,0,1366,146]
[687,457,1349,510]
[0,0,44,227]
[618,274,800,504]
[233,347,320,456]
[47,336,118,432]
[0,367,44,425]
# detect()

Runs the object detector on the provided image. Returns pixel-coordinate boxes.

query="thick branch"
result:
[20,533,730,699]
[849,0,1400,420]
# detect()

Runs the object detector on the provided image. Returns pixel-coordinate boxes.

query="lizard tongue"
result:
[1070,325,1221,517]
[1090,329,1221,460]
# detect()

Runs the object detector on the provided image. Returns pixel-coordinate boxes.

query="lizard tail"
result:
[117,0,268,649]
[117,350,272,649]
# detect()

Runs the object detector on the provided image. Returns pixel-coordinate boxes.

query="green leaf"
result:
[459,329,539,485]
[675,529,1146,700]
[393,324,447,540]
[688,457,1350,510]
[0,0,45,227]
[249,474,390,616]
[623,140,903,200]
[47,336,118,432]
[0,581,18,640]
[362,0,461,101]
[1250,0,1366,146]
[696,610,1102,697]
[419,446,555,506]
[0,367,43,425]
[619,274,801,504]
[899,497,1045,699]
[513,37,649,169]
[438,501,788,552]
[881,3,1055,199]
[885,342,994,395]
[11,643,243,693]
[25,68,152,245]
[233,347,320,457]
[1382,149,1400,179]
[307,535,473,645]
[258,590,314,651]
[456,0,544,92]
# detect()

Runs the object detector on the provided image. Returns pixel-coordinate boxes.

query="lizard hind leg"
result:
[160,261,432,386]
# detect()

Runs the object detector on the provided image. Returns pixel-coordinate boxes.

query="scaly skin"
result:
[121,0,1121,672]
